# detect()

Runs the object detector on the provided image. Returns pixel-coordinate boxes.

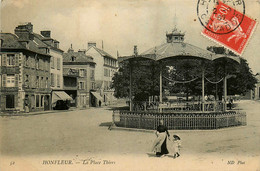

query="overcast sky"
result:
[1,0,259,73]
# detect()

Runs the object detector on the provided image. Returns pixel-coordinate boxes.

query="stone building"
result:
[0,23,51,112]
[33,30,68,108]
[85,42,118,106]
[63,45,96,108]
[63,68,79,107]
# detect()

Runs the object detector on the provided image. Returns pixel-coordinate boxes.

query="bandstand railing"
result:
[112,110,246,130]
[133,101,225,112]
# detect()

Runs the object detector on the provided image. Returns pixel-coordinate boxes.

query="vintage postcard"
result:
[0,0,259,171]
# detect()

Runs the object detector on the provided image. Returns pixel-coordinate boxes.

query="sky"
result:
[1,0,259,73]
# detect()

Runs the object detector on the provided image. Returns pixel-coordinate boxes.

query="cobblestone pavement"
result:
[0,100,259,171]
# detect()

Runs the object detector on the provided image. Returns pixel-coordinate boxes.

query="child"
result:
[172,135,181,158]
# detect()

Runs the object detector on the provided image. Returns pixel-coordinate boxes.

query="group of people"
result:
[151,119,181,158]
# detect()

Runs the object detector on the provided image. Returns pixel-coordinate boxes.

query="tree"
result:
[112,47,257,101]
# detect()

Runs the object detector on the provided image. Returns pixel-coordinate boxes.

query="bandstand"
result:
[112,27,246,130]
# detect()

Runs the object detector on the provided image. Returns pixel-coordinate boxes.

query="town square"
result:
[0,0,260,170]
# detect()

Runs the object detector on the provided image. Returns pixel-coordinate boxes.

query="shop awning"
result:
[91,92,103,101]
[52,91,73,104]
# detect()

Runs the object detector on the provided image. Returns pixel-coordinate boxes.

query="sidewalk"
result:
[0,107,82,116]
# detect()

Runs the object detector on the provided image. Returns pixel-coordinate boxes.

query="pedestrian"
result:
[151,119,170,157]
[172,135,181,158]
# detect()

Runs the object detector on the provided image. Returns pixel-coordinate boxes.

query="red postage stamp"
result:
[201,1,257,55]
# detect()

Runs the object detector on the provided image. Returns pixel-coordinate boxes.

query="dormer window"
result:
[54,42,59,48]
[71,56,76,62]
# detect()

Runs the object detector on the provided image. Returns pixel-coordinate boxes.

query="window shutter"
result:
[15,53,19,66]
[2,74,7,87]
[2,54,7,66]
[15,74,19,87]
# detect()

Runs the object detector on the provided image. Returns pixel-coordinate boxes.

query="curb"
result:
[0,109,80,117]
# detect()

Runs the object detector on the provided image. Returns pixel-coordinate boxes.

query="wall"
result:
[50,50,63,90]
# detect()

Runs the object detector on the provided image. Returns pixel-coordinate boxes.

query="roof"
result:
[88,46,116,60]
[0,33,50,56]
[33,33,63,52]
[0,33,24,49]
[63,51,96,63]
[119,42,240,63]
[140,42,214,61]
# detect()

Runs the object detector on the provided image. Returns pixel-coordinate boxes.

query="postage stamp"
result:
[198,0,257,55]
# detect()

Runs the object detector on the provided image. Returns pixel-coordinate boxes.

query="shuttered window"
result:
[57,58,61,70]
[15,74,19,87]
[2,54,7,66]
[2,74,7,87]
[57,75,60,87]
[15,53,19,66]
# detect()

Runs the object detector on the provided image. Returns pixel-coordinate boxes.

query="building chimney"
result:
[134,45,138,56]
[40,31,51,38]
[14,22,34,40]
[78,49,86,54]
[68,44,74,53]
[88,42,96,48]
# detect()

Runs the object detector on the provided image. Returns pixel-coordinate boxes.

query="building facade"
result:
[0,23,51,113]
[63,68,79,107]
[85,42,118,106]
[63,45,96,108]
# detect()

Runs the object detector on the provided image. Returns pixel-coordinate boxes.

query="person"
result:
[151,119,170,157]
[172,135,181,158]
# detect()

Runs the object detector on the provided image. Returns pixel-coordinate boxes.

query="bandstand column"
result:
[129,60,133,111]
[202,62,205,112]
[159,62,163,112]
[223,65,227,112]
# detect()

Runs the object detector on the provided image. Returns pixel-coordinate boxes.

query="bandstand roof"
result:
[118,27,240,64]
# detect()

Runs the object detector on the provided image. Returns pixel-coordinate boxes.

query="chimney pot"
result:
[41,31,51,38]
[88,42,96,48]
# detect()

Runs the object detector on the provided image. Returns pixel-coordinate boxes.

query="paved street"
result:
[0,100,260,171]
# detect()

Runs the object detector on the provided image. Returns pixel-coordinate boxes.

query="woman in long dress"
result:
[151,119,170,157]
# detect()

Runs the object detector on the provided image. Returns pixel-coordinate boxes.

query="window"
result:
[6,75,15,87]
[79,69,86,77]
[41,77,44,88]
[36,57,39,69]
[51,73,55,87]
[36,95,40,107]
[6,95,15,108]
[36,76,39,88]
[78,81,85,89]
[25,75,29,87]
[25,55,29,66]
[104,68,108,77]
[71,56,76,62]
[46,77,49,88]
[91,70,95,80]
[7,54,15,66]
[51,57,54,69]
[91,82,95,89]
[57,75,60,87]
[57,58,61,70]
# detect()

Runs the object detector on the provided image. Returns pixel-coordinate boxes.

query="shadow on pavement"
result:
[99,122,113,127]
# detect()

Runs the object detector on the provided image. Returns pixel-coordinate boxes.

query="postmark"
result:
[197,0,245,34]
[199,0,257,55]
